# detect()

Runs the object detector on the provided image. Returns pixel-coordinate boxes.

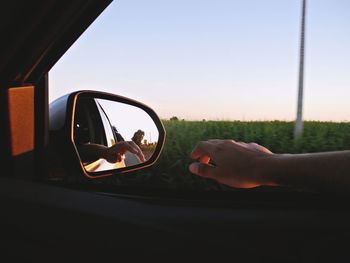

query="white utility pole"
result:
[294,0,307,140]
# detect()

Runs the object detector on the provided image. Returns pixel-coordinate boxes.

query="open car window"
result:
[50,1,350,194]
[96,100,116,147]
[74,97,107,147]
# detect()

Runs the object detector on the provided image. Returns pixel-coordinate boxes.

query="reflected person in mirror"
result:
[78,140,145,164]
[73,96,145,166]
[189,139,350,192]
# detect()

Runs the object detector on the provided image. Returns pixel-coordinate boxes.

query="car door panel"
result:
[1,177,349,261]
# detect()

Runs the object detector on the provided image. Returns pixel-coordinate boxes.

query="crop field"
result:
[160,119,350,162]
[106,120,350,190]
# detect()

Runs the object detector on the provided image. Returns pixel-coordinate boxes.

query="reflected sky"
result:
[96,99,159,144]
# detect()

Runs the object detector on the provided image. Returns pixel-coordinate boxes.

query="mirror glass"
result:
[73,96,159,173]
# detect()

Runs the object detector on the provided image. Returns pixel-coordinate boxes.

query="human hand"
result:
[103,141,145,163]
[189,139,274,188]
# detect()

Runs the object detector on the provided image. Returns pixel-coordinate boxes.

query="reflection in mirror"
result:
[73,96,159,173]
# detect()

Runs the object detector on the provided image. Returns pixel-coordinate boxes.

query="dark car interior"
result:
[74,97,107,147]
[1,1,350,261]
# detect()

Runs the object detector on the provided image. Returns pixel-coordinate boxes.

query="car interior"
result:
[1,1,350,261]
[74,97,107,148]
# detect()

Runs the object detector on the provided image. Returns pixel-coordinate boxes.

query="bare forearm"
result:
[259,151,350,192]
[78,143,108,162]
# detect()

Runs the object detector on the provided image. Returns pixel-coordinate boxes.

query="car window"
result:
[74,97,107,146]
[50,1,350,192]
[96,100,116,147]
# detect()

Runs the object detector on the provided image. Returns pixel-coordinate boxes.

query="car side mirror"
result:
[49,91,166,179]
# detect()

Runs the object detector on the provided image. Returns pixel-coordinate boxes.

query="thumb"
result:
[189,162,216,179]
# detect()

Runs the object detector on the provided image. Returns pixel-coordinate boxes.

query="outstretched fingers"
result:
[115,141,136,154]
[189,140,219,179]
[191,141,218,160]
[189,162,217,179]
[128,141,146,162]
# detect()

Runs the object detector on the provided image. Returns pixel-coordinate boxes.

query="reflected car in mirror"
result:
[48,91,166,179]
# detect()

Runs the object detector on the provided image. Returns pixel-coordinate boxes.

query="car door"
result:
[1,1,350,261]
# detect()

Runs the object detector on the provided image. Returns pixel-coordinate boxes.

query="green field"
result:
[109,120,350,190]
[160,119,350,160]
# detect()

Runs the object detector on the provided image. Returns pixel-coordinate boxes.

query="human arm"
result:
[78,141,145,164]
[260,150,350,192]
[189,139,350,192]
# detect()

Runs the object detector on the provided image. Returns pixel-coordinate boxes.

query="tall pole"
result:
[294,0,307,140]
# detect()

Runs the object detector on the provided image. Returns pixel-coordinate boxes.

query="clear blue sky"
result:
[50,0,350,121]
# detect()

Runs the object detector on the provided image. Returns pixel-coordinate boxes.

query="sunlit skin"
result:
[79,141,145,164]
[189,139,275,188]
[189,139,350,192]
